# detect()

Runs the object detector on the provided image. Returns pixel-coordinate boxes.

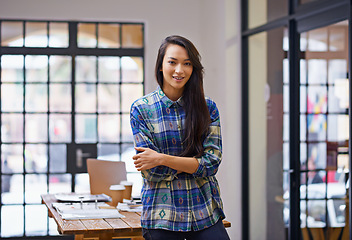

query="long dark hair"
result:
[155,35,211,157]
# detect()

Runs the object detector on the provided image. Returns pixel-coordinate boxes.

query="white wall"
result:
[0,0,242,238]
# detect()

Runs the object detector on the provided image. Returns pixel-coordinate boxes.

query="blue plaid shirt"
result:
[130,87,225,231]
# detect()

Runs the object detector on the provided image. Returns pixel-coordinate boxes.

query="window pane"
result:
[307,86,327,114]
[77,23,96,48]
[122,113,133,142]
[75,56,97,82]
[25,55,48,82]
[49,144,66,173]
[248,0,287,29]
[25,22,47,47]
[307,114,326,141]
[49,55,72,82]
[1,83,23,112]
[25,84,48,112]
[2,174,23,204]
[308,143,327,170]
[75,84,96,113]
[49,174,71,193]
[1,113,23,142]
[327,114,349,142]
[49,114,71,142]
[121,84,143,113]
[25,174,47,203]
[308,59,327,84]
[308,28,328,52]
[121,57,143,82]
[121,24,143,48]
[25,114,48,142]
[98,143,118,159]
[98,84,119,113]
[98,114,120,142]
[98,56,120,82]
[307,200,326,227]
[25,205,48,236]
[2,144,23,174]
[75,114,97,143]
[328,59,347,84]
[329,84,349,113]
[49,84,72,112]
[1,55,24,82]
[98,23,120,48]
[329,26,347,52]
[49,22,69,48]
[74,173,90,193]
[25,144,47,173]
[1,205,24,237]
[1,21,23,47]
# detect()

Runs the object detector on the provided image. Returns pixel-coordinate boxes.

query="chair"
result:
[86,158,127,196]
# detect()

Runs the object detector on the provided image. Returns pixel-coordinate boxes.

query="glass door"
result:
[296,20,349,239]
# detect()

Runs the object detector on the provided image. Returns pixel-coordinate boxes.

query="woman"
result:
[130,35,229,240]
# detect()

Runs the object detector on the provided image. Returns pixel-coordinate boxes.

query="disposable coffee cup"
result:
[120,181,133,200]
[109,184,125,207]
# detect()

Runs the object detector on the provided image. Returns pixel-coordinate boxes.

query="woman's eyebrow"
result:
[168,57,191,61]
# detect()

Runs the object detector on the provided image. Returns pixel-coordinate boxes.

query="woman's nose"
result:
[175,64,183,73]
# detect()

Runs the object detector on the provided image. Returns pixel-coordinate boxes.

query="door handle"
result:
[76,149,91,168]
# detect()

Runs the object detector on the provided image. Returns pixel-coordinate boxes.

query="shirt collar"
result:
[157,86,183,108]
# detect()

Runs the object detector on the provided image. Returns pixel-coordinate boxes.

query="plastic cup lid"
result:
[109,184,126,190]
[120,181,133,186]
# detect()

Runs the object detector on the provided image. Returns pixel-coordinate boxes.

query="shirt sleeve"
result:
[192,101,222,178]
[130,103,177,182]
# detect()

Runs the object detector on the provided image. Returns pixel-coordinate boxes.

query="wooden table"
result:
[41,193,231,240]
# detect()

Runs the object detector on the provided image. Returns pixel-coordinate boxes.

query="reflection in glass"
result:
[1,114,23,142]
[75,114,97,143]
[121,24,143,48]
[75,56,96,82]
[121,84,143,113]
[49,144,67,173]
[98,56,120,82]
[307,114,326,141]
[1,21,23,47]
[25,205,47,236]
[1,83,23,112]
[25,55,48,82]
[25,84,48,112]
[25,174,47,204]
[98,114,120,142]
[98,24,120,48]
[121,57,143,82]
[1,205,24,237]
[49,84,72,112]
[1,144,23,173]
[49,56,72,82]
[25,144,47,173]
[308,143,327,170]
[1,55,24,82]
[49,22,69,48]
[25,22,47,47]
[307,200,326,227]
[329,85,349,113]
[77,23,96,48]
[98,84,119,113]
[329,26,346,52]
[2,174,23,204]
[49,114,71,142]
[307,86,327,113]
[49,174,71,193]
[75,84,96,113]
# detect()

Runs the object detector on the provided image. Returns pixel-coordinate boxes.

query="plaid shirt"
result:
[130,87,225,232]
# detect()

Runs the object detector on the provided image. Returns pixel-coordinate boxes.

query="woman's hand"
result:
[133,147,162,171]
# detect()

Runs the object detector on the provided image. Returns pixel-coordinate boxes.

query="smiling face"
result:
[161,44,193,101]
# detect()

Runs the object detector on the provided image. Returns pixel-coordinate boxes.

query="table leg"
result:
[74,235,84,240]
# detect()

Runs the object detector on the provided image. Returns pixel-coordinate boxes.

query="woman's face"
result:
[161,44,193,101]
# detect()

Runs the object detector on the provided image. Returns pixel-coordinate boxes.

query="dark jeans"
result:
[142,219,230,240]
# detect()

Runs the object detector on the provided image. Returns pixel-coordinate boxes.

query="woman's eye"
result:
[168,61,175,64]
[185,62,192,66]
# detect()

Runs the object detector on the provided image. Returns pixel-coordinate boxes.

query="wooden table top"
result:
[41,193,231,239]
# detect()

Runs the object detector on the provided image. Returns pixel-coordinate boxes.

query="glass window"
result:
[248,0,287,29]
